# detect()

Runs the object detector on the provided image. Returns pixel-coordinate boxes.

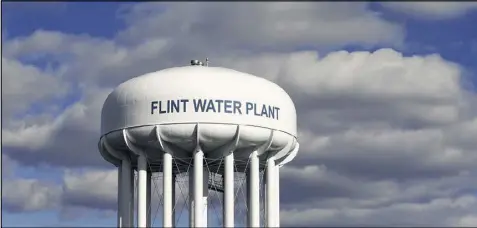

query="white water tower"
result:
[98,60,299,227]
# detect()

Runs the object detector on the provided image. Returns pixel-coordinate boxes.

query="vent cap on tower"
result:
[190,60,203,66]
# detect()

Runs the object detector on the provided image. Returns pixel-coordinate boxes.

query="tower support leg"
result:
[275,165,280,227]
[172,173,176,227]
[117,165,123,227]
[118,158,133,227]
[163,152,173,227]
[189,171,194,227]
[137,155,148,228]
[266,157,277,227]
[147,171,152,227]
[128,166,134,227]
[189,149,209,228]
[247,151,260,227]
[223,153,234,227]
[202,168,209,227]
[193,148,204,227]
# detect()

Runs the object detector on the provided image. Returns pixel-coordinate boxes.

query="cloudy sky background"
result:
[3,2,477,226]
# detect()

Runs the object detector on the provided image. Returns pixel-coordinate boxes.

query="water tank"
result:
[98,62,298,228]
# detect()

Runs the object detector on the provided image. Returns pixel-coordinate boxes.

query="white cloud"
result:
[445,117,477,150]
[281,194,477,226]
[3,2,477,226]
[3,46,477,225]
[62,169,118,211]
[118,2,404,50]
[219,49,466,133]
[279,163,477,226]
[3,86,112,167]
[457,215,477,227]
[3,178,62,212]
[1,57,69,124]
[295,127,477,180]
[2,3,404,90]
[2,48,468,169]
[381,2,477,20]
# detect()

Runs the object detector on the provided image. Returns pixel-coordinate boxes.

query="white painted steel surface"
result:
[223,153,234,227]
[163,152,173,227]
[247,151,260,227]
[98,64,299,227]
[137,155,147,228]
[275,165,281,228]
[101,66,297,137]
[266,157,276,227]
[146,171,151,227]
[194,149,204,228]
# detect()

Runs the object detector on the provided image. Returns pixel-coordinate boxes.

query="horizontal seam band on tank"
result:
[101,122,297,139]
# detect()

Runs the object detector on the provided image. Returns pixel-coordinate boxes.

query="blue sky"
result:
[4,2,477,68]
[3,2,477,227]
[3,2,477,97]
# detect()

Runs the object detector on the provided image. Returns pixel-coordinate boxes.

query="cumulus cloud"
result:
[4,168,115,215]
[381,2,477,20]
[3,86,111,167]
[4,45,477,225]
[62,169,118,211]
[218,49,466,130]
[0,2,406,168]
[2,3,404,90]
[118,2,403,50]
[281,194,477,226]
[3,178,62,212]
[3,2,477,226]
[2,57,69,125]
[457,215,477,227]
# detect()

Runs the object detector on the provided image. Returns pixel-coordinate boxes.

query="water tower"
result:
[98,60,299,227]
